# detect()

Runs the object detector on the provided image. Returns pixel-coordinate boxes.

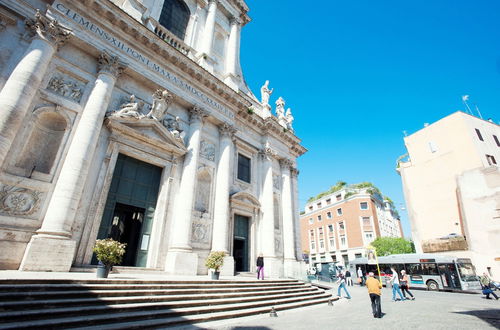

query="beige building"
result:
[300,183,403,267]
[398,111,500,278]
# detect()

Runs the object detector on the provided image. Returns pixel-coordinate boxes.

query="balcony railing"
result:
[146,18,192,56]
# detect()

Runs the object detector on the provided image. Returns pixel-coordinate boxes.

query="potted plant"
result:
[205,251,226,280]
[93,238,126,278]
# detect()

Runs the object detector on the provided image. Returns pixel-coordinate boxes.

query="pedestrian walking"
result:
[336,271,351,299]
[366,272,383,318]
[400,270,415,300]
[357,266,365,286]
[256,253,264,280]
[390,267,406,301]
[345,270,353,286]
[480,272,498,300]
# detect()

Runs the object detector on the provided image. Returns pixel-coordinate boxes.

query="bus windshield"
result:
[457,263,477,282]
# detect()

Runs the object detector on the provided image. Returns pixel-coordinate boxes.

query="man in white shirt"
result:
[390,267,406,301]
[358,267,365,286]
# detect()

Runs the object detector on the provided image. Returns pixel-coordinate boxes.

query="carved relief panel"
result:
[46,72,87,103]
[199,140,215,162]
[0,184,44,218]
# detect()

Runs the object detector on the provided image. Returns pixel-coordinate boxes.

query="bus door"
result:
[438,263,461,290]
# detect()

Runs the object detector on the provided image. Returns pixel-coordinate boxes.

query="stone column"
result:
[19,52,126,272]
[165,106,208,275]
[198,0,217,71]
[0,10,71,165]
[211,122,236,275]
[280,159,299,277]
[224,17,241,90]
[291,167,302,261]
[260,145,278,277]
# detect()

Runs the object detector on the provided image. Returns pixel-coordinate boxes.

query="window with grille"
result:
[159,0,190,40]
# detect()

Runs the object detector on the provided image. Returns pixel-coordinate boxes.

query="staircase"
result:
[0,278,332,329]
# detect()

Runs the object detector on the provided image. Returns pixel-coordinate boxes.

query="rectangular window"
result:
[337,208,342,215]
[326,198,331,205]
[475,128,484,141]
[319,239,324,249]
[318,227,323,236]
[355,253,362,258]
[317,202,322,208]
[237,154,251,183]
[360,202,368,210]
[421,263,439,275]
[364,231,374,243]
[308,218,313,224]
[339,221,345,230]
[494,135,500,147]
[310,229,314,238]
[317,215,322,221]
[336,194,342,201]
[329,238,335,249]
[311,241,316,250]
[362,216,371,226]
[486,154,497,166]
[327,211,332,219]
[328,224,334,232]
[340,235,346,247]
[309,206,313,211]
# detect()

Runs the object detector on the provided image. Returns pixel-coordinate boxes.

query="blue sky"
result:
[239,1,500,237]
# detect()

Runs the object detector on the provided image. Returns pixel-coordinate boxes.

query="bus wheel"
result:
[426,280,439,291]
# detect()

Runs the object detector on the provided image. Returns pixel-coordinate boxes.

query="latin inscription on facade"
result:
[52,2,234,120]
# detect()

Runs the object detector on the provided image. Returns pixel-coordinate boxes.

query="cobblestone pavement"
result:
[181,284,500,330]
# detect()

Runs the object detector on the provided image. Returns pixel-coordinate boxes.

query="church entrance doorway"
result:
[233,215,250,272]
[95,154,162,267]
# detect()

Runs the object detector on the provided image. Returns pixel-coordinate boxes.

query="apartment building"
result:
[300,184,403,266]
[398,111,500,278]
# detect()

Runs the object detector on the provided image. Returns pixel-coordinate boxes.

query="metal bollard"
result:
[270,307,278,317]
[328,298,334,306]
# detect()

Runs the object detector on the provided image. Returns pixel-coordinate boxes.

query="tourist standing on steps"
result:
[345,269,353,286]
[336,272,351,299]
[400,270,415,300]
[366,272,383,318]
[390,267,406,301]
[256,253,264,280]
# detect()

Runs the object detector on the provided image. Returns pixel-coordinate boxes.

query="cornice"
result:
[69,0,251,113]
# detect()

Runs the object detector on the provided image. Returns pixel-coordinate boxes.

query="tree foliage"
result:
[371,237,415,256]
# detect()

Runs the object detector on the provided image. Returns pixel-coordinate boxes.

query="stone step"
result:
[0,281,302,292]
[0,290,326,322]
[0,287,317,311]
[73,296,337,330]
[0,292,332,329]
[0,284,307,301]
[0,279,298,285]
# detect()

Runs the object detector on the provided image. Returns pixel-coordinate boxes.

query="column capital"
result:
[259,145,277,161]
[279,158,294,169]
[218,122,236,139]
[25,10,72,49]
[207,0,219,6]
[229,16,242,26]
[290,167,299,177]
[189,105,209,123]
[97,51,127,77]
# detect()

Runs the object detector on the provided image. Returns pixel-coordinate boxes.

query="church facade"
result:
[0,0,306,277]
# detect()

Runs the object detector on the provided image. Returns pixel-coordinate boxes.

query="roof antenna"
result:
[462,95,473,115]
[474,104,483,119]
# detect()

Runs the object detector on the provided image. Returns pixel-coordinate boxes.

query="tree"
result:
[370,237,415,256]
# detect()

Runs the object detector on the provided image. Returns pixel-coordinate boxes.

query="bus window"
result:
[421,263,438,275]
[457,263,477,282]
[408,264,422,275]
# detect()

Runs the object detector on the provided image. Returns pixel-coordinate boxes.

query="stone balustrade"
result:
[146,18,192,56]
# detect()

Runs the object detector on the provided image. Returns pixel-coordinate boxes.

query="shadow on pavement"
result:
[226,328,271,330]
[453,309,500,329]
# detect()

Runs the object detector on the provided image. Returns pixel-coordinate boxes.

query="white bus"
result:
[351,254,481,291]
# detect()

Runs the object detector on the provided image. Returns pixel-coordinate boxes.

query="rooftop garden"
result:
[307,181,389,206]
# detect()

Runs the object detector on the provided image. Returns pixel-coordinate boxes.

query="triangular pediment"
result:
[105,117,187,157]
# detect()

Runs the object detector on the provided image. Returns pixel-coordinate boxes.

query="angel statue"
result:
[260,80,273,107]
[147,89,174,120]
[111,95,144,118]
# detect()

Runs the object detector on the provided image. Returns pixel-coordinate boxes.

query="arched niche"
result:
[194,166,212,213]
[16,105,68,175]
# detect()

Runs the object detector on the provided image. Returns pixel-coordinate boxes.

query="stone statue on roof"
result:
[260,80,273,107]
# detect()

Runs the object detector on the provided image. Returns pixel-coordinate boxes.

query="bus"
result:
[351,254,481,291]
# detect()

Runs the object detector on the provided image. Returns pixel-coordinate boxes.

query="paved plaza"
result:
[186,284,500,330]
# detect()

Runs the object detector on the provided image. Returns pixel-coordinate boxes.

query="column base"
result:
[283,259,303,278]
[19,234,76,271]
[219,256,234,276]
[165,250,198,275]
[263,257,284,279]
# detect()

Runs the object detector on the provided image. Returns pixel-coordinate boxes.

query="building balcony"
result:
[145,18,193,56]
